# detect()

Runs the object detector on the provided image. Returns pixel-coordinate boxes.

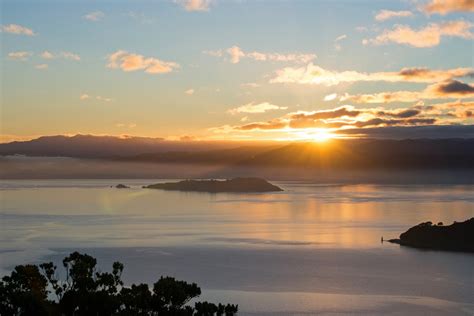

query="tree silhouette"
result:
[0,251,238,316]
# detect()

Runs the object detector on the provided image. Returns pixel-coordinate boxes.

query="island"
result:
[143,177,283,193]
[115,184,130,189]
[388,218,474,252]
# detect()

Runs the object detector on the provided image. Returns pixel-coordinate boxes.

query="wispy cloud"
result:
[324,93,338,101]
[107,50,180,74]
[8,51,32,61]
[185,88,195,95]
[116,122,137,128]
[334,34,347,51]
[270,63,473,86]
[375,10,413,22]
[205,45,316,64]
[83,11,104,21]
[228,102,288,115]
[40,51,80,61]
[1,24,36,36]
[35,64,48,70]
[422,0,474,15]
[80,94,113,102]
[363,20,473,47]
[175,0,213,12]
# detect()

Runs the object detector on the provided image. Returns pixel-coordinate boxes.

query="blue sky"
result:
[1,0,473,142]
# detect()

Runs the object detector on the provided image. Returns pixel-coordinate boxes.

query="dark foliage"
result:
[0,252,238,316]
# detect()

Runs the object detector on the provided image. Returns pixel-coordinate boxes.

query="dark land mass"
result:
[143,177,283,193]
[0,134,276,158]
[389,218,474,252]
[115,184,129,189]
[1,135,474,170]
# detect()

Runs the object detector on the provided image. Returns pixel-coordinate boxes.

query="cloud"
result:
[83,11,104,21]
[334,34,347,51]
[290,106,361,120]
[96,96,112,102]
[341,80,474,103]
[364,20,473,47]
[375,10,414,21]
[40,51,54,59]
[211,98,474,134]
[175,0,213,11]
[60,52,81,61]
[422,0,474,15]
[353,118,436,128]
[185,89,195,95]
[270,63,473,86]
[324,93,338,101]
[236,120,287,131]
[41,51,81,61]
[429,79,474,95]
[116,123,137,128]
[227,46,245,64]
[80,94,112,102]
[206,45,316,64]
[107,50,180,74]
[1,24,35,36]
[337,125,474,139]
[228,102,288,115]
[35,64,48,70]
[376,109,421,118]
[8,51,32,61]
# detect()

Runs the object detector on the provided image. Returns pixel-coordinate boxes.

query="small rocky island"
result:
[143,177,283,193]
[388,218,474,252]
[115,184,130,189]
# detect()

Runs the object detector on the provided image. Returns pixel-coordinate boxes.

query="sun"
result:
[311,129,334,142]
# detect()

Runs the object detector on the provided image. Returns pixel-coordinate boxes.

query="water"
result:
[1,179,473,315]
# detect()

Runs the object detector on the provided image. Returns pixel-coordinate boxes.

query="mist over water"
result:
[1,179,473,315]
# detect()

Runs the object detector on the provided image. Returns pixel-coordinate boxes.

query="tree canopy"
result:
[0,251,238,316]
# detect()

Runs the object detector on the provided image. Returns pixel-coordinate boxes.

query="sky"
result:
[1,0,473,142]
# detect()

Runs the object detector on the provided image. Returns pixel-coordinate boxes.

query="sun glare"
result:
[311,129,333,142]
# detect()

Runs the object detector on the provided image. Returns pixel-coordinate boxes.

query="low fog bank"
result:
[1,156,473,184]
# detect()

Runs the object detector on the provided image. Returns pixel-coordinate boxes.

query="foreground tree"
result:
[0,252,238,316]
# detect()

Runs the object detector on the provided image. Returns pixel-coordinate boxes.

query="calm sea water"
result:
[1,179,473,315]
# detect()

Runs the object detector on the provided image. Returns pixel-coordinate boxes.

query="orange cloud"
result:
[211,99,474,134]
[107,50,180,74]
[270,63,473,86]
[423,0,474,15]
[364,20,473,47]
[375,10,413,21]
[228,102,288,115]
[1,24,35,36]
[175,0,213,12]
[8,51,32,61]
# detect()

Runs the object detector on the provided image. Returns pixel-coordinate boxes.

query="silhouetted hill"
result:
[389,218,474,252]
[237,139,474,169]
[1,135,473,170]
[144,178,283,193]
[0,135,272,158]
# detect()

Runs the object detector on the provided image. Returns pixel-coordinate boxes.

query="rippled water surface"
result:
[1,180,473,315]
